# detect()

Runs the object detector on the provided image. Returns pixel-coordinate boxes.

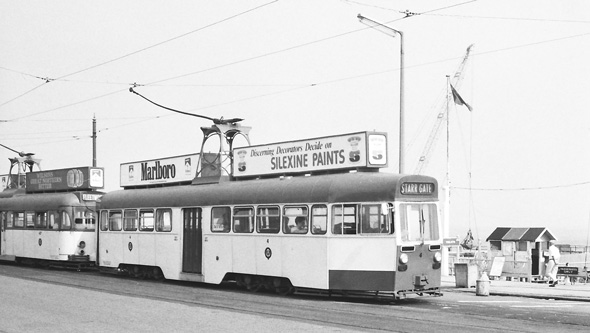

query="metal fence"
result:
[557,245,590,254]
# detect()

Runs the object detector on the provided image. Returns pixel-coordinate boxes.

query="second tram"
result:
[98,171,442,297]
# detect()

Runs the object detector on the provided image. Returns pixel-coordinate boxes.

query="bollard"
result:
[476,272,490,296]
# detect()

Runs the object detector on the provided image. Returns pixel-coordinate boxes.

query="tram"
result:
[0,167,104,269]
[98,131,443,298]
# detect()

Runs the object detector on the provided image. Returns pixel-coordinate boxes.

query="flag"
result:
[450,84,472,111]
[461,229,475,250]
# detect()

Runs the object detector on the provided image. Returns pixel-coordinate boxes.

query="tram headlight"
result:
[399,253,409,265]
[433,251,442,263]
[78,241,86,249]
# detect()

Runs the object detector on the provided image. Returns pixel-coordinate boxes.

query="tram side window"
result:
[332,204,358,235]
[0,211,5,230]
[311,205,327,234]
[211,207,230,233]
[139,209,154,232]
[7,212,16,228]
[156,209,172,232]
[109,211,122,231]
[233,207,254,233]
[14,212,24,228]
[6,212,14,228]
[360,204,388,234]
[124,209,138,231]
[100,211,109,231]
[35,212,48,229]
[3,212,9,228]
[257,206,280,234]
[61,212,72,230]
[48,211,59,230]
[26,212,35,228]
[283,206,308,234]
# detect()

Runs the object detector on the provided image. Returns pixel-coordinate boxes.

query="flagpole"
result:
[443,75,451,276]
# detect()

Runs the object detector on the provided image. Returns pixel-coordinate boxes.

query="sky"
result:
[1,0,590,245]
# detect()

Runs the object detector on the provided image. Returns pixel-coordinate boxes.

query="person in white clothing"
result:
[546,240,561,287]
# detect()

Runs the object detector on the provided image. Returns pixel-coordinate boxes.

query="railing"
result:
[557,245,590,254]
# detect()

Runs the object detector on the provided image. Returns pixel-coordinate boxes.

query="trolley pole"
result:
[92,115,97,167]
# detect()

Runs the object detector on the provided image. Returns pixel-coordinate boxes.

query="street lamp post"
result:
[357,14,405,174]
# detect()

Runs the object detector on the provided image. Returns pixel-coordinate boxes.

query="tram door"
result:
[182,208,202,274]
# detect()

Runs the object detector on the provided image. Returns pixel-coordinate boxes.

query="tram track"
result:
[1,262,578,332]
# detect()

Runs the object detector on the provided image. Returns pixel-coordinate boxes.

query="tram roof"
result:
[99,172,438,209]
[0,190,87,211]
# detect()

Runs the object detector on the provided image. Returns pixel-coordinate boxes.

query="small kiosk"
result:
[486,227,556,281]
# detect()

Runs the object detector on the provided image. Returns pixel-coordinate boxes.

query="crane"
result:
[414,44,474,175]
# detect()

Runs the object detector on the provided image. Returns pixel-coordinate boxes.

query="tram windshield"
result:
[399,203,439,242]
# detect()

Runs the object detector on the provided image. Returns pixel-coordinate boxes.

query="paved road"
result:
[1,264,589,332]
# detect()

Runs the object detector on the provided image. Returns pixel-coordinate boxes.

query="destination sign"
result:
[400,182,435,195]
[26,167,104,193]
[82,193,103,201]
[232,132,388,178]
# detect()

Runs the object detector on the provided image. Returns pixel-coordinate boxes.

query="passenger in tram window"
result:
[213,216,230,232]
[290,216,307,234]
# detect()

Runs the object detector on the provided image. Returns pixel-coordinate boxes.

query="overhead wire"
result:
[52,0,280,82]
[452,180,590,191]
[0,0,279,110]
[3,1,587,150]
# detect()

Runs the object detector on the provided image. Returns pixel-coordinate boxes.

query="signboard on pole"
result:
[443,238,460,246]
[232,131,388,178]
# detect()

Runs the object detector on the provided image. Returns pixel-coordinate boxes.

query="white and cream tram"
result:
[98,132,442,298]
[0,167,104,269]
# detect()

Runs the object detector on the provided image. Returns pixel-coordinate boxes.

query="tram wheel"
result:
[244,275,262,292]
[276,286,294,296]
[152,267,164,280]
[273,278,294,296]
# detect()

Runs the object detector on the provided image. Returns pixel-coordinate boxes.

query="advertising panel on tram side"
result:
[119,153,223,188]
[25,167,104,193]
[120,153,200,187]
[232,131,388,178]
